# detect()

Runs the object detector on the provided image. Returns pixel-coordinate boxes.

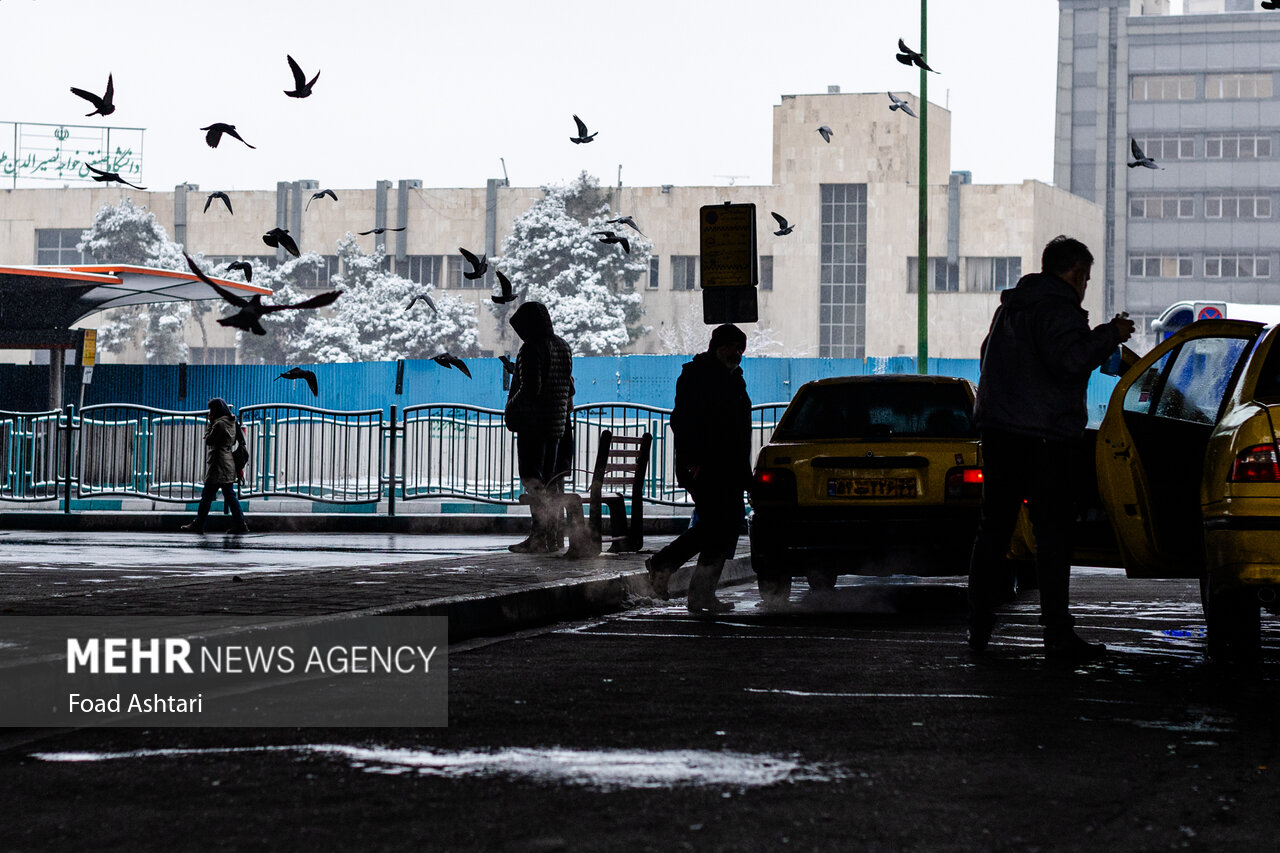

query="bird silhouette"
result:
[460,247,488,280]
[896,38,937,73]
[432,352,472,378]
[201,123,256,149]
[358,226,406,235]
[406,291,438,314]
[888,92,917,118]
[606,215,645,236]
[492,269,517,304]
[306,189,337,210]
[1128,138,1162,169]
[498,355,516,376]
[85,163,145,190]
[185,254,340,336]
[226,261,253,282]
[593,231,631,254]
[570,114,597,144]
[771,212,794,236]
[1264,0,1279,8]
[263,227,300,256]
[283,55,320,98]
[204,191,233,214]
[276,366,319,397]
[70,73,115,117]
[817,125,833,143]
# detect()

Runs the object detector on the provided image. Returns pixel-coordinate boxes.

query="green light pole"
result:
[916,0,929,375]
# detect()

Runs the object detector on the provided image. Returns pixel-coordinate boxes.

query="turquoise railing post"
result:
[62,404,74,514]
[387,405,398,517]
[261,413,274,493]
[133,416,151,494]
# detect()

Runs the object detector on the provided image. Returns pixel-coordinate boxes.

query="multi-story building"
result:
[0,90,1102,364]
[1056,0,1280,348]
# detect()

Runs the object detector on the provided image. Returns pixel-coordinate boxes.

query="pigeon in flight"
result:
[283,55,320,98]
[276,366,319,397]
[85,163,145,190]
[432,352,472,378]
[358,226,406,235]
[460,247,488,280]
[70,73,115,117]
[185,254,340,336]
[498,355,516,376]
[226,261,253,282]
[569,114,597,144]
[406,291,438,314]
[492,269,517,304]
[606,215,645,236]
[1264,1,1279,8]
[896,39,938,73]
[770,212,794,236]
[817,125,833,143]
[263,227,300,257]
[888,92,917,118]
[201,123,256,149]
[593,231,631,254]
[204,191,233,214]
[1128,138,1162,169]
[306,189,337,210]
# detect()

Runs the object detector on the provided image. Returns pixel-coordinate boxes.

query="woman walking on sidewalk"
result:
[180,398,249,534]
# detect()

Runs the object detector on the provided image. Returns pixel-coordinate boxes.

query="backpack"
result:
[232,423,249,481]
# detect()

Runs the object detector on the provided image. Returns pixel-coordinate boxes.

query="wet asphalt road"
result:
[4,568,1280,852]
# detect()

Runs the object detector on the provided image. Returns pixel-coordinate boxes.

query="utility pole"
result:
[916,0,929,374]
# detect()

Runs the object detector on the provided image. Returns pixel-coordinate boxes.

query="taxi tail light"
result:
[752,468,797,504]
[946,466,984,500]
[1229,444,1280,482]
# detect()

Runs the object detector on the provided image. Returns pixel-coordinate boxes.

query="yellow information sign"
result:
[699,203,758,288]
[81,329,97,366]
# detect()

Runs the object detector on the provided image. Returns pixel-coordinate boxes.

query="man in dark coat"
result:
[646,323,752,614]
[504,301,575,554]
[968,235,1134,663]
[180,397,249,534]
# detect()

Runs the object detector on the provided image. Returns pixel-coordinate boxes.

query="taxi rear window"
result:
[775,382,977,440]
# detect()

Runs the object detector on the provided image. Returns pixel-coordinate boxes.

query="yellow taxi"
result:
[749,375,983,604]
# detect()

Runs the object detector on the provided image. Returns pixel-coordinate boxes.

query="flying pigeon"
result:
[201,123,256,149]
[460,247,488,280]
[606,215,645,236]
[817,125,833,143]
[498,355,516,376]
[263,227,300,257]
[492,269,516,304]
[888,92,917,118]
[1264,1,1279,8]
[593,231,631,254]
[70,73,115,117]
[306,189,337,210]
[204,191,233,214]
[1128,138,1162,170]
[770,212,794,236]
[358,226,406,235]
[406,291,438,314]
[896,38,937,73]
[569,114,597,144]
[85,163,145,190]
[276,366,319,397]
[432,352,472,378]
[185,254,341,336]
[226,261,253,282]
[283,55,320,98]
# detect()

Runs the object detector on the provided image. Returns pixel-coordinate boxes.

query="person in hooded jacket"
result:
[968,235,1134,663]
[504,301,576,554]
[180,397,249,534]
[646,323,752,614]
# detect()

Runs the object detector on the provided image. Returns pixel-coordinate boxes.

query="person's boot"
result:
[179,521,204,534]
[687,559,733,615]
[645,555,672,599]
[1044,626,1106,664]
[509,521,552,554]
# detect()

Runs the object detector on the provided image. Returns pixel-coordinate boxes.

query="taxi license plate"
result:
[828,477,917,498]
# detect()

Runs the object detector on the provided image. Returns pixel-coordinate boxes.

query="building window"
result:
[1205,133,1271,160]
[1129,195,1194,219]
[819,183,867,358]
[35,229,92,265]
[965,257,1022,292]
[647,257,659,290]
[446,255,483,289]
[906,257,960,292]
[1130,75,1195,101]
[1205,73,1273,100]
[671,256,698,291]
[1205,253,1271,278]
[1134,135,1195,160]
[388,254,443,286]
[187,347,236,365]
[1205,195,1271,219]
[1128,255,1193,278]
[204,255,278,279]
[759,255,773,291]
[298,254,339,289]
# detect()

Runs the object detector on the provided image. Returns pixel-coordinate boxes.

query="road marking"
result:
[745,687,995,699]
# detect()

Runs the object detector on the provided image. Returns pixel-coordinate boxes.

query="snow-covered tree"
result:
[657,312,788,357]
[489,172,649,356]
[227,253,331,364]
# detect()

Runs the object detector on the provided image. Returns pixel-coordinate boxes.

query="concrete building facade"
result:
[0,91,1101,364]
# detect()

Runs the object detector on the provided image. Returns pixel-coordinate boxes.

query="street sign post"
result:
[699,202,758,323]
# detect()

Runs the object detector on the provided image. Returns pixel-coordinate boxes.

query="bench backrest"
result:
[590,429,652,503]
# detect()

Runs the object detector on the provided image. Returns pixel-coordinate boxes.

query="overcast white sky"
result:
[0,1,1184,193]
